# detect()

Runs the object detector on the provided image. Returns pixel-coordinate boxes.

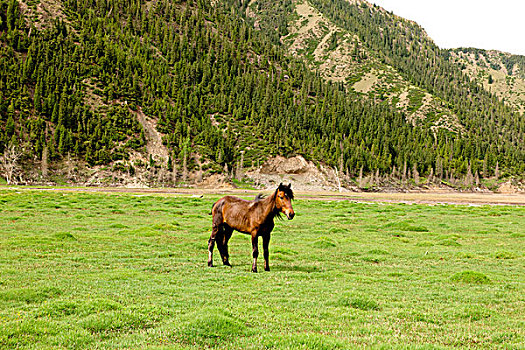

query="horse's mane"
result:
[254,193,265,202]
[277,183,294,200]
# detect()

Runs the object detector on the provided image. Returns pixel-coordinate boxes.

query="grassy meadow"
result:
[0,188,524,349]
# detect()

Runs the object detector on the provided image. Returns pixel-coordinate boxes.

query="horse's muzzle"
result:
[286,212,295,220]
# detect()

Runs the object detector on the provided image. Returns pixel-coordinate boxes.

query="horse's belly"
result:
[222,219,250,235]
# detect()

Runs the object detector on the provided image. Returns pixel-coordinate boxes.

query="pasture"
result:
[0,188,524,349]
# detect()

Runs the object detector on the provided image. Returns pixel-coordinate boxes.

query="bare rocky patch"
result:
[245,155,350,192]
[133,107,169,164]
[20,0,73,32]
[353,70,379,94]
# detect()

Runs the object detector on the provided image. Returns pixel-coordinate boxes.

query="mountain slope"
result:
[0,0,523,188]
[276,0,461,133]
[247,0,524,177]
[448,48,525,114]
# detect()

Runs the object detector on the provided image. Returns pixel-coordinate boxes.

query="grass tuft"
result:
[273,247,298,255]
[180,308,249,345]
[338,295,380,311]
[0,319,60,347]
[494,251,517,259]
[109,223,129,229]
[439,239,461,246]
[265,333,346,349]
[0,287,62,304]
[450,271,491,284]
[362,256,382,263]
[313,236,336,248]
[79,310,151,333]
[54,232,77,240]
[37,298,122,318]
[382,221,429,232]
[368,249,389,255]
[458,305,493,321]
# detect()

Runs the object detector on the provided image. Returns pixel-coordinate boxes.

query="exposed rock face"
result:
[259,155,311,175]
[246,155,351,192]
[497,181,520,194]
[197,174,235,189]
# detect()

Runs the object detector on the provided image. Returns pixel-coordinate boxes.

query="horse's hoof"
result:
[264,267,270,272]
[251,267,258,273]
[223,261,232,267]
[208,262,213,267]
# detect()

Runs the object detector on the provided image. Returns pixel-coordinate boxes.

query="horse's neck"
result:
[257,193,276,223]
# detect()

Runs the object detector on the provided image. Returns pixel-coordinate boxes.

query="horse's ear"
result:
[287,183,292,188]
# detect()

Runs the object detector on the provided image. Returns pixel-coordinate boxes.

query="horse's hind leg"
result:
[209,202,225,267]
[208,225,218,267]
[219,226,233,266]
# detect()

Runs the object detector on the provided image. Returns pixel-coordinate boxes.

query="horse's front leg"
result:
[263,234,271,272]
[251,234,259,273]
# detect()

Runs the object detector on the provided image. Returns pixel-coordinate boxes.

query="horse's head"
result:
[275,183,295,220]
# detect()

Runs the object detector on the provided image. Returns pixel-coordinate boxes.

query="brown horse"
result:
[208,183,295,272]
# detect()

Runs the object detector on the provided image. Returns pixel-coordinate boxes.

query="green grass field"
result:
[0,189,524,349]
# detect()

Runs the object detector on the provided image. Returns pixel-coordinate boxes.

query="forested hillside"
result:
[0,0,523,188]
[249,0,524,179]
[448,48,525,114]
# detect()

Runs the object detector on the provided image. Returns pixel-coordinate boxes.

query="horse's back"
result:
[212,196,246,217]
[213,195,256,232]
[222,196,255,213]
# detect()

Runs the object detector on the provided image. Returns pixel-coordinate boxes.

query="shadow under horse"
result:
[208,183,295,272]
